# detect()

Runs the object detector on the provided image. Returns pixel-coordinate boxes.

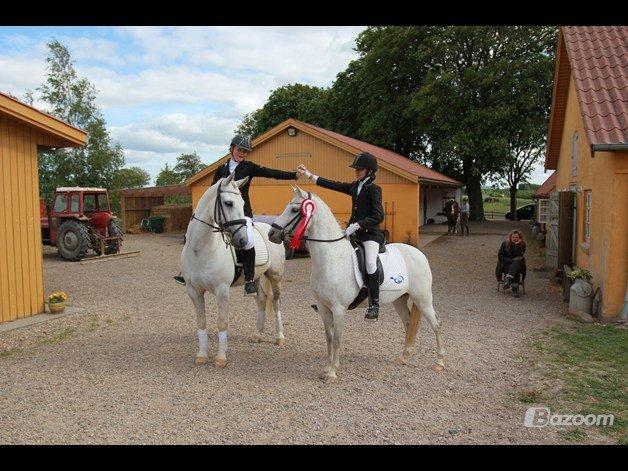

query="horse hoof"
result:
[275,337,285,347]
[395,356,408,366]
[248,335,262,343]
[213,357,227,368]
[195,356,208,366]
[322,373,337,384]
[431,364,445,372]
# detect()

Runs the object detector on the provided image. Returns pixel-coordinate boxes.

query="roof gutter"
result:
[591,143,628,152]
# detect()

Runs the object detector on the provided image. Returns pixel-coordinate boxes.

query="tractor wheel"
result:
[105,219,123,255]
[57,220,90,261]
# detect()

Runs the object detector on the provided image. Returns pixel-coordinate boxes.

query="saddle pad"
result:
[253,225,269,267]
[351,245,409,292]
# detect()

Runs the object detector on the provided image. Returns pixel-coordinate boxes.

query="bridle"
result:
[271,194,345,244]
[191,181,248,246]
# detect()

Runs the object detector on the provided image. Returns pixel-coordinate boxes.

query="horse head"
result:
[268,186,309,245]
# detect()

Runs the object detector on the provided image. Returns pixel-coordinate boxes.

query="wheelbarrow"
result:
[140,216,166,233]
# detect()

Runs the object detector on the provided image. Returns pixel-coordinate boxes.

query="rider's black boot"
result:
[364,271,380,321]
[173,273,186,285]
[244,248,257,296]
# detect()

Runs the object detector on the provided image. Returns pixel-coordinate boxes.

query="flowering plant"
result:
[48,291,68,304]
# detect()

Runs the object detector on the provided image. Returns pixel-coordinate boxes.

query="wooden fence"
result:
[119,184,191,231]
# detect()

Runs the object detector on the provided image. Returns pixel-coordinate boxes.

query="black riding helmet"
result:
[230,134,252,152]
[349,152,378,172]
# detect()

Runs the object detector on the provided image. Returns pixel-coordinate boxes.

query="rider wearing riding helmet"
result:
[214,134,298,296]
[297,152,385,320]
[174,134,298,295]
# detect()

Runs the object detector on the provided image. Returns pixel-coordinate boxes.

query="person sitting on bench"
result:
[297,152,385,320]
[495,229,526,298]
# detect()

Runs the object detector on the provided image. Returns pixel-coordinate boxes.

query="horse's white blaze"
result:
[271,187,445,380]
[181,176,286,366]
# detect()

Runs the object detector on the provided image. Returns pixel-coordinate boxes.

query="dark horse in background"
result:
[444,199,460,236]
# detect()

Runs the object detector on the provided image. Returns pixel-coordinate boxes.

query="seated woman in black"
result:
[495,229,526,297]
[174,134,298,296]
[297,152,385,321]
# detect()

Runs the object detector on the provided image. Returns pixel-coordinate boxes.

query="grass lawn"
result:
[483,196,533,219]
[523,322,628,444]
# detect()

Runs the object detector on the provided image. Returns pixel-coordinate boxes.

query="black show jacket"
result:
[315,176,385,245]
[212,160,297,218]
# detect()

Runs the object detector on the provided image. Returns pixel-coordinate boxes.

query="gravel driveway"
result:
[0,222,579,444]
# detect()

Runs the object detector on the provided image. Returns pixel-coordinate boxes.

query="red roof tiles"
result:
[533,172,556,199]
[297,121,461,185]
[562,26,628,147]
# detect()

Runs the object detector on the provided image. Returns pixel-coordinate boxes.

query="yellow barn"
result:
[0,92,87,323]
[187,119,461,246]
[545,27,627,321]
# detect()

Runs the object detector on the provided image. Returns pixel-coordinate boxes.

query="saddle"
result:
[230,225,270,286]
[347,238,385,310]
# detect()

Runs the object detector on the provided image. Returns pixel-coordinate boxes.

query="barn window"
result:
[571,131,579,176]
[584,190,591,242]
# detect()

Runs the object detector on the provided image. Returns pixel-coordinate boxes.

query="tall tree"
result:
[35,38,125,205]
[173,152,205,181]
[155,163,182,186]
[327,26,556,220]
[112,167,150,189]
[236,84,330,138]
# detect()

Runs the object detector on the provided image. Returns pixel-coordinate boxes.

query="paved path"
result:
[0,222,581,444]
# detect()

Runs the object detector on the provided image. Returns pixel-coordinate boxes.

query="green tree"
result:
[35,38,125,206]
[155,163,182,186]
[173,152,205,181]
[236,84,330,138]
[326,26,556,221]
[112,166,150,189]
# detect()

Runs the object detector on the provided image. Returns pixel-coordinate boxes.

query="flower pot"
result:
[49,302,66,314]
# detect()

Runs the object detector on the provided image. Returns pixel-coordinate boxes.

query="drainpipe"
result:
[622,283,628,322]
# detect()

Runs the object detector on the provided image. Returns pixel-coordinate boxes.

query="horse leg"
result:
[392,295,421,365]
[214,285,230,368]
[317,301,334,380]
[268,275,285,347]
[414,295,445,371]
[249,277,266,344]
[326,305,347,383]
[187,285,209,366]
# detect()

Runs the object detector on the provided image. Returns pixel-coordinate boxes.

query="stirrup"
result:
[364,305,379,321]
[244,281,257,296]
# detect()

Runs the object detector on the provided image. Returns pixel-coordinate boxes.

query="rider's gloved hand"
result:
[344,222,360,238]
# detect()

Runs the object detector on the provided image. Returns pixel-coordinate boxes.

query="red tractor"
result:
[41,187,123,261]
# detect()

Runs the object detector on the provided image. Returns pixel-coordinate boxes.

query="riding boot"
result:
[243,247,257,296]
[364,271,380,321]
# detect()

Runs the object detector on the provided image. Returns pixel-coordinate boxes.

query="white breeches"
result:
[363,240,379,275]
[244,217,255,250]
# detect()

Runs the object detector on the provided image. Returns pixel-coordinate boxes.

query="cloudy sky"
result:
[0,26,551,185]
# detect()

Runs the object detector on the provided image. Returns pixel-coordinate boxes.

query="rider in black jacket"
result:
[175,135,298,296]
[297,152,385,320]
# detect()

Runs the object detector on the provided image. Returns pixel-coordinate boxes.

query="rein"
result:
[191,181,247,246]
[271,194,346,245]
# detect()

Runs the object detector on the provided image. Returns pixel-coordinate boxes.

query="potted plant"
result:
[47,291,68,314]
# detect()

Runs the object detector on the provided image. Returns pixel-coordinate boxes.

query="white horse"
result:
[268,186,445,383]
[180,172,286,368]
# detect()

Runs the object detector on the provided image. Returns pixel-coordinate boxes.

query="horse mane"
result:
[308,192,343,234]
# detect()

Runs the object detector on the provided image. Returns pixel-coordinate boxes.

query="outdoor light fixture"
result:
[287,127,297,137]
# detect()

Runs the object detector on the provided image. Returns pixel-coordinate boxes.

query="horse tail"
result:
[261,275,274,316]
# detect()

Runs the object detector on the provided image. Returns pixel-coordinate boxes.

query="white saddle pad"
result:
[253,225,269,267]
[351,244,409,292]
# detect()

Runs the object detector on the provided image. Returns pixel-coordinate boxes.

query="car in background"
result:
[252,214,308,259]
[504,203,535,221]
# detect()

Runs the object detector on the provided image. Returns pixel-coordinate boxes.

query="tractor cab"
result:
[43,187,124,261]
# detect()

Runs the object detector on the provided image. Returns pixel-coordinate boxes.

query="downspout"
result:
[622,283,628,322]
